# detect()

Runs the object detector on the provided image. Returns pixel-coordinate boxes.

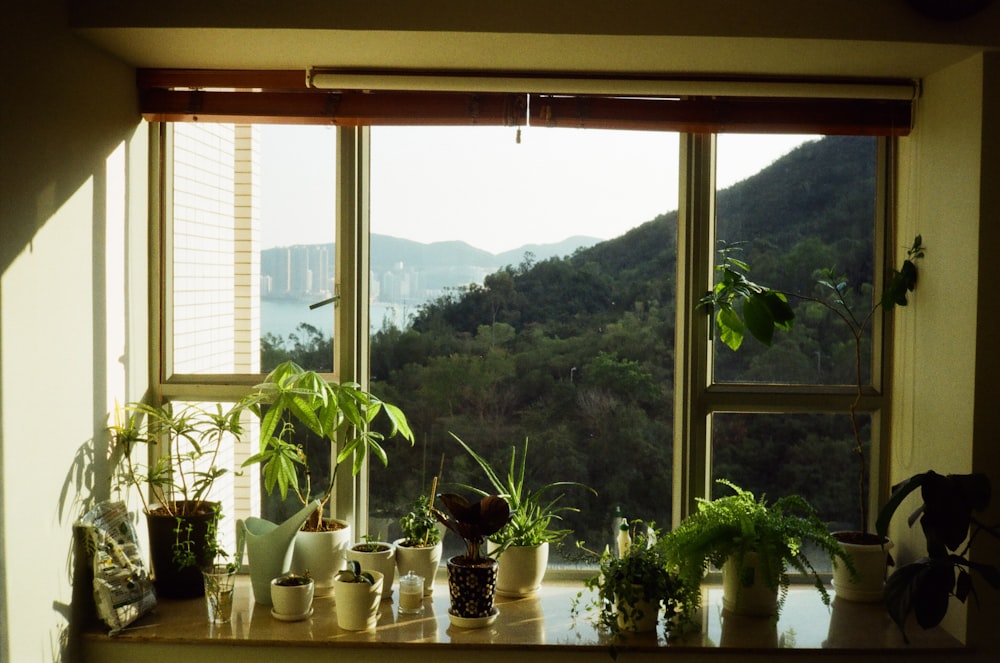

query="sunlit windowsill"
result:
[81,575,965,661]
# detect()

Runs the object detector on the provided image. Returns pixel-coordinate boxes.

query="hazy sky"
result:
[260,125,814,253]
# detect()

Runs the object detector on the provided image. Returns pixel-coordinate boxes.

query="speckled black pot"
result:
[446,555,499,619]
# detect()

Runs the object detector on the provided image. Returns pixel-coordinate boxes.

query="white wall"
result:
[0,2,146,661]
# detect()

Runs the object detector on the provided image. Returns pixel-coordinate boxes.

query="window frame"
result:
[152,122,895,537]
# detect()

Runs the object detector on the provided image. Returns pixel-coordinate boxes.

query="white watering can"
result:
[237,500,320,605]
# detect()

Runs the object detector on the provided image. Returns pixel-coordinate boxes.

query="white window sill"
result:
[81,575,965,662]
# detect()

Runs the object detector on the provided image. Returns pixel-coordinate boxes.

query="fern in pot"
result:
[662,480,853,617]
[451,433,596,596]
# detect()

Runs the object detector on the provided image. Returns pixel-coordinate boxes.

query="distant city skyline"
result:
[259,126,814,253]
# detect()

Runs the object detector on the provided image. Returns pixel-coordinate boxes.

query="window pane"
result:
[711,135,878,386]
[169,123,336,376]
[711,412,869,535]
[367,126,679,561]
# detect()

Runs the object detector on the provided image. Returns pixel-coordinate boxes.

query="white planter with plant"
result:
[347,538,396,596]
[701,236,925,602]
[395,494,443,596]
[270,572,315,621]
[334,563,383,631]
[238,361,413,587]
[451,434,595,597]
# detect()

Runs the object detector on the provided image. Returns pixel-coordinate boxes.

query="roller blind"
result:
[138,69,914,135]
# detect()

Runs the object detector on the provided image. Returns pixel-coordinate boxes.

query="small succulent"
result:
[274,571,312,587]
[336,560,376,585]
[433,493,511,561]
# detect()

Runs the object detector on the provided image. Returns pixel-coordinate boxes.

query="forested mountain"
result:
[272,135,880,554]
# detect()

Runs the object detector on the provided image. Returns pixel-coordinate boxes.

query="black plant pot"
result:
[446,555,499,619]
[146,501,219,599]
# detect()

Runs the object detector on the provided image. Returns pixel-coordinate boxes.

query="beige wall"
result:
[0,3,146,662]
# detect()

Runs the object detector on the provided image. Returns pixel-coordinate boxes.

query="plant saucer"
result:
[271,606,314,622]
[448,607,499,629]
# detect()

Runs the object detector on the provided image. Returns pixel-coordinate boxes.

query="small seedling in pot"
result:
[336,560,375,585]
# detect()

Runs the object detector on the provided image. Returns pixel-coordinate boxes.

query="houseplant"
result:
[875,470,1000,641]
[700,235,924,600]
[450,433,596,596]
[333,560,384,630]
[347,534,396,597]
[270,571,315,621]
[432,492,511,625]
[109,400,244,598]
[662,480,852,617]
[239,360,414,585]
[395,493,444,596]
[576,521,698,644]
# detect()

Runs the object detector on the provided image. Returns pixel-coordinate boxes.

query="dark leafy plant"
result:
[575,522,699,648]
[433,493,511,561]
[274,571,313,587]
[661,480,853,614]
[449,433,596,555]
[875,470,1000,641]
[239,360,414,530]
[399,494,442,547]
[699,235,924,535]
[336,560,376,585]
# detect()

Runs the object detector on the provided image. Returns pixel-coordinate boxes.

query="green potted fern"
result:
[662,480,852,617]
[450,433,596,596]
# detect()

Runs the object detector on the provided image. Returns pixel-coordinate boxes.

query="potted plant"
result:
[575,521,698,646]
[333,561,384,631]
[700,235,924,601]
[432,492,511,626]
[662,480,852,617]
[875,470,1000,641]
[239,360,414,587]
[394,494,444,596]
[270,571,315,621]
[450,433,596,596]
[347,534,396,597]
[109,400,244,598]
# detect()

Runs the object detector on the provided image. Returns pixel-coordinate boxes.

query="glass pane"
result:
[711,135,878,386]
[367,126,679,562]
[169,123,336,376]
[711,412,869,536]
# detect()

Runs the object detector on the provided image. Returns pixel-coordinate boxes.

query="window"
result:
[153,106,895,567]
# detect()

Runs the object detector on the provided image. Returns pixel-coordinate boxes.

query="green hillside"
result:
[359,135,880,552]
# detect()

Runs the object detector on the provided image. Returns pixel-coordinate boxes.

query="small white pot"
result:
[722,553,779,617]
[291,520,352,588]
[334,570,384,630]
[347,541,396,596]
[270,576,314,618]
[616,585,659,633]
[393,539,442,596]
[831,532,893,602]
[492,542,548,597]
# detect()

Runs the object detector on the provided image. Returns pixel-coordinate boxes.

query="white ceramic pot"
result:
[334,570,384,630]
[347,541,396,596]
[492,542,548,597]
[270,576,315,618]
[722,553,779,617]
[291,519,351,588]
[393,539,442,596]
[831,532,893,602]
[616,585,659,633]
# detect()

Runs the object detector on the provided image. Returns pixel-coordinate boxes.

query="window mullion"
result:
[673,133,716,525]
